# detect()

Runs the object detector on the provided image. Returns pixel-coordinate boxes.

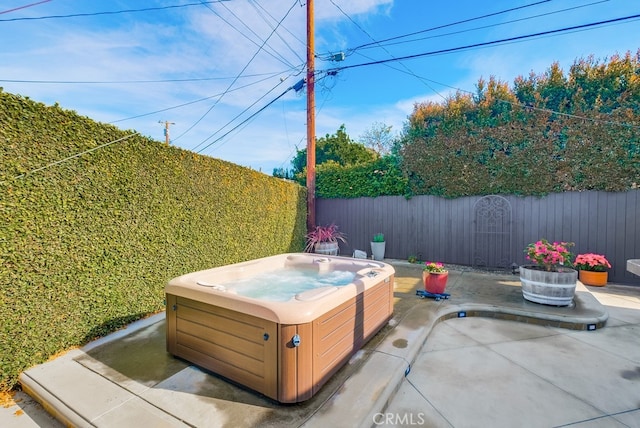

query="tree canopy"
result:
[290,124,378,179]
[282,51,639,198]
[399,51,640,197]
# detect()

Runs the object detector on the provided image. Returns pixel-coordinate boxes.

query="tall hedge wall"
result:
[401,53,640,198]
[0,90,307,391]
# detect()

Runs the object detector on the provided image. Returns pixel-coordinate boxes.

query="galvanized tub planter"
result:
[519,265,578,306]
[314,241,339,256]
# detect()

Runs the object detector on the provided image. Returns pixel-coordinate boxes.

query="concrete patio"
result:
[2,261,639,427]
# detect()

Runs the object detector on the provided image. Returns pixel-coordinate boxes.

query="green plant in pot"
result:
[520,239,577,306]
[371,233,386,261]
[304,223,347,256]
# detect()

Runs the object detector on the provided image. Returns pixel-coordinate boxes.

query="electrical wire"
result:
[190,77,295,152]
[0,0,51,15]
[328,0,448,101]
[0,1,229,22]
[498,100,640,129]
[196,84,297,154]
[422,79,640,130]
[198,1,296,69]
[348,0,554,53]
[352,0,611,53]
[109,71,289,124]
[250,0,305,64]
[172,0,300,142]
[13,132,139,180]
[324,14,640,74]
[0,70,290,85]
[253,1,306,49]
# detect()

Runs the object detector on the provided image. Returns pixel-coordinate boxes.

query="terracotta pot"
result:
[579,270,608,287]
[423,271,448,294]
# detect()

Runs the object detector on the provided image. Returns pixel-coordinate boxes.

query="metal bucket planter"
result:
[520,265,578,306]
[314,241,339,256]
[370,241,386,261]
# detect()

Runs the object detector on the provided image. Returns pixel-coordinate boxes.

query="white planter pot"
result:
[370,241,386,261]
[520,265,577,306]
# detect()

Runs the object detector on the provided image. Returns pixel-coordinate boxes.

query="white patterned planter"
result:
[520,265,578,306]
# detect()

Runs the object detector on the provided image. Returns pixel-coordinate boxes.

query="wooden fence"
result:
[316,190,640,285]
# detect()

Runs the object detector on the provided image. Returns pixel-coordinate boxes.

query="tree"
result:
[291,124,378,176]
[272,167,294,179]
[397,51,640,197]
[359,122,395,155]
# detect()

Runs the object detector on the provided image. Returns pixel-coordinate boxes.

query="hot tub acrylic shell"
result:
[165,253,395,403]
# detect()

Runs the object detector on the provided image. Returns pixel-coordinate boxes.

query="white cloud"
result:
[2,0,637,175]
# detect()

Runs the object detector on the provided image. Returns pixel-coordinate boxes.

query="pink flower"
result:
[524,239,575,272]
[424,261,447,273]
[575,253,611,272]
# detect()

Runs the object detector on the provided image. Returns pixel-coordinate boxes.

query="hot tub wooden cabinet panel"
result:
[311,278,393,393]
[165,253,395,403]
[166,295,279,400]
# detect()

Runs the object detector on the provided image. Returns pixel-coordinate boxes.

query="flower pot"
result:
[370,241,386,261]
[519,265,577,306]
[423,271,448,294]
[314,241,339,256]
[579,270,608,287]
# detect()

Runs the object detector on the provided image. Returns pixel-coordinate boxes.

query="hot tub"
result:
[165,253,395,403]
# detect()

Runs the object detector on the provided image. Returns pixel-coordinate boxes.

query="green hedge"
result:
[310,157,409,198]
[399,53,640,197]
[0,90,307,391]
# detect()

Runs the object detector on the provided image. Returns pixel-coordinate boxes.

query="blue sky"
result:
[1,0,638,175]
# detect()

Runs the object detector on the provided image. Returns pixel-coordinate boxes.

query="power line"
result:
[328,0,448,102]
[172,0,300,142]
[0,0,52,15]
[500,100,640,129]
[253,1,306,55]
[325,14,640,74]
[198,1,296,70]
[191,77,296,152]
[196,83,299,154]
[250,1,305,65]
[0,1,229,22]
[352,0,611,54]
[348,0,554,52]
[109,71,293,124]
[321,0,608,104]
[12,132,139,180]
[0,70,290,85]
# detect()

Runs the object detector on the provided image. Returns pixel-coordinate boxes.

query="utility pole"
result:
[159,120,175,146]
[306,0,316,231]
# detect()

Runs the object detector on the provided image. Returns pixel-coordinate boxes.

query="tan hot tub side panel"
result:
[166,295,279,400]
[166,272,394,403]
[278,323,314,403]
[312,274,394,389]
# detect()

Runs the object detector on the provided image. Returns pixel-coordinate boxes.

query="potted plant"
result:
[422,261,448,294]
[574,253,611,287]
[304,223,347,256]
[370,233,386,261]
[520,239,577,306]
